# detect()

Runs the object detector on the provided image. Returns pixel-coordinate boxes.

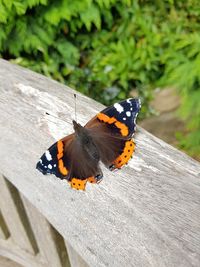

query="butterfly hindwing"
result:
[64,131,102,185]
[109,139,136,170]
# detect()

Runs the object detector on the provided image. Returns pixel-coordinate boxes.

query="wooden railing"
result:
[0,59,200,267]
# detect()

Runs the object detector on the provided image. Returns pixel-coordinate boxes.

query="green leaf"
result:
[0,2,7,23]
[13,1,26,15]
[56,40,80,65]
[80,3,101,30]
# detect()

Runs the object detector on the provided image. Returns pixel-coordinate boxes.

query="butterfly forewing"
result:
[36,134,74,179]
[85,98,140,170]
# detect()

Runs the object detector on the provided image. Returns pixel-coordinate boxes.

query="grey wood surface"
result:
[65,241,89,267]
[0,174,71,267]
[0,238,45,267]
[0,174,34,254]
[21,195,67,267]
[0,256,24,267]
[0,59,200,267]
[0,210,9,240]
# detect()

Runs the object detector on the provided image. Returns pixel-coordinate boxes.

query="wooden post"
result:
[0,175,35,254]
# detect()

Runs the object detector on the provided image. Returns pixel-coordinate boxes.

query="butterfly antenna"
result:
[74,93,77,122]
[45,112,71,125]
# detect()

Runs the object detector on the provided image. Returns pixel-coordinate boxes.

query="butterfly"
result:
[36,98,141,190]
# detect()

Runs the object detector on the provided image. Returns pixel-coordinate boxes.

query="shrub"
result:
[0,0,200,156]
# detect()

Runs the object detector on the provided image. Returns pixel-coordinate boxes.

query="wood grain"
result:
[0,210,10,240]
[65,241,89,267]
[0,59,200,267]
[0,256,23,267]
[21,195,68,267]
[0,175,35,254]
[0,238,45,267]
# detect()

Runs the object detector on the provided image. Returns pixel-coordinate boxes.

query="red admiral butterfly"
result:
[36,98,141,190]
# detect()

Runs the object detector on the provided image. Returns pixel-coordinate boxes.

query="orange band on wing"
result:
[97,113,129,136]
[57,140,64,159]
[113,140,135,168]
[115,121,129,136]
[57,141,68,176]
[97,113,111,122]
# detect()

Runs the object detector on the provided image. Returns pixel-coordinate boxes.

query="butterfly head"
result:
[73,120,82,133]
[73,120,90,144]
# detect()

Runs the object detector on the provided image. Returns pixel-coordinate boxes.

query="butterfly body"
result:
[73,120,100,162]
[36,98,141,190]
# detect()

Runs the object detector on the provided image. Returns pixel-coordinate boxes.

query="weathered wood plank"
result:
[0,225,6,240]
[0,59,200,267]
[0,238,46,267]
[0,211,10,240]
[0,256,23,267]
[0,175,35,254]
[65,241,89,267]
[21,195,70,267]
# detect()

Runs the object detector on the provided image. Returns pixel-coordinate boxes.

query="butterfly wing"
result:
[64,135,103,189]
[90,98,141,137]
[85,98,141,170]
[36,134,102,190]
[36,134,73,179]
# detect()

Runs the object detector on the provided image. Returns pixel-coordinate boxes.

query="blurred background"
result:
[0,0,199,161]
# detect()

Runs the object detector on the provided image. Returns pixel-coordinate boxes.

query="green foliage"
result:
[0,0,200,156]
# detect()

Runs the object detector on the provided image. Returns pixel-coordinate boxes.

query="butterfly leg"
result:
[96,172,103,183]
[109,164,116,171]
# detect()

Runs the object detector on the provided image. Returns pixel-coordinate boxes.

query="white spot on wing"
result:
[126,111,131,117]
[48,164,52,169]
[54,164,56,167]
[45,150,52,161]
[123,117,126,120]
[114,103,124,113]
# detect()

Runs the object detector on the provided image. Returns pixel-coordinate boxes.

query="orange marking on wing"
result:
[97,113,129,136]
[57,140,64,159]
[97,113,110,122]
[58,160,68,176]
[113,140,135,168]
[69,178,87,190]
[108,117,117,124]
[88,176,97,183]
[57,141,68,176]
[114,121,129,136]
